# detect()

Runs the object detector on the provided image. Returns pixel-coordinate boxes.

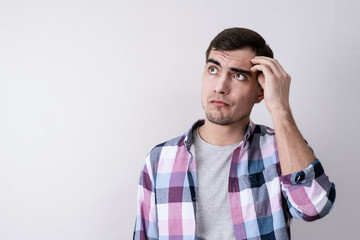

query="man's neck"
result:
[198,118,249,146]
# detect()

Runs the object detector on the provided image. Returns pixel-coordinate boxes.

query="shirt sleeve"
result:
[281,159,336,222]
[133,155,158,240]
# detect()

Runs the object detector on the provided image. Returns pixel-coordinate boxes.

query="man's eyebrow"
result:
[207,58,221,66]
[230,67,253,77]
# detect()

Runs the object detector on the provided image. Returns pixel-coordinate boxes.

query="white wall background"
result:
[0,0,359,239]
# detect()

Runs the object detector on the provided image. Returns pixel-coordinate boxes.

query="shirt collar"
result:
[184,119,255,150]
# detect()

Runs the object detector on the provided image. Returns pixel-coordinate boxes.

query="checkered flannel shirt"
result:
[133,120,336,240]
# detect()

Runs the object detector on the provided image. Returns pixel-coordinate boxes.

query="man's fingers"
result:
[251,57,291,83]
[250,64,272,86]
[251,57,285,77]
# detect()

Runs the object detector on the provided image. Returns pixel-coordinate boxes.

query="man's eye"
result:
[234,73,246,81]
[209,67,218,74]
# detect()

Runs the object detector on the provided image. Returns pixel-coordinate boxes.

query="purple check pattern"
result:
[134,120,336,240]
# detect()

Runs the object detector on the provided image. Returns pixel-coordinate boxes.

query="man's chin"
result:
[206,114,235,126]
[205,112,250,126]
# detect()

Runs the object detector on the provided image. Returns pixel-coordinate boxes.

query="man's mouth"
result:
[211,100,229,107]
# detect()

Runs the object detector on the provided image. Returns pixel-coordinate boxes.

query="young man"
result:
[133,28,336,240]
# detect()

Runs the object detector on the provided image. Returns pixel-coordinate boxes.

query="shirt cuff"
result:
[282,159,324,187]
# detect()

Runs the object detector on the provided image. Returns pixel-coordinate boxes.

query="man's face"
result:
[201,48,263,126]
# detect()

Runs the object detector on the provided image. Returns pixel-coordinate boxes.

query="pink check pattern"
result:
[133,120,336,240]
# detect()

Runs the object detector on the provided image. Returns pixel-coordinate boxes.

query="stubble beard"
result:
[205,107,252,126]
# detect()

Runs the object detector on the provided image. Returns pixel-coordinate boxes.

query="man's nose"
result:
[214,74,229,94]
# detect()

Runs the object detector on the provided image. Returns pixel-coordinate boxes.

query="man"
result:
[133,28,336,240]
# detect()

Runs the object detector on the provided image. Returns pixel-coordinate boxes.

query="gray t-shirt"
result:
[194,128,241,240]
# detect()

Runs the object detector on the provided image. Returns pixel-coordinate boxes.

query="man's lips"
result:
[210,100,229,107]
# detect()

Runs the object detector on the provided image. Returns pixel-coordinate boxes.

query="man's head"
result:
[201,28,273,126]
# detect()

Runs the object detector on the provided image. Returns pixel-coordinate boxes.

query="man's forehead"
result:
[208,48,256,66]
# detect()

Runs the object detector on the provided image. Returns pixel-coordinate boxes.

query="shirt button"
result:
[295,173,305,183]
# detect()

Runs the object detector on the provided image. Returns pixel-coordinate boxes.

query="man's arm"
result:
[133,155,158,240]
[250,56,314,175]
[251,57,336,221]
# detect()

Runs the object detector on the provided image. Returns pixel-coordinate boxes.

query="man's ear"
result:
[255,85,264,103]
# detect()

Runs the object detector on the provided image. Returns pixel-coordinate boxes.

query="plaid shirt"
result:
[133,120,336,240]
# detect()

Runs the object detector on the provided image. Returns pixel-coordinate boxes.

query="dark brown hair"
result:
[205,27,273,61]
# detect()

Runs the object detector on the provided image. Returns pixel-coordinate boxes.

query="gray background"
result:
[0,0,359,239]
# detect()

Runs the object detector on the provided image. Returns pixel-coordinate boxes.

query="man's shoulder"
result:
[147,132,187,158]
[152,133,187,151]
[248,122,276,146]
[148,120,203,156]
[142,132,189,175]
[253,123,275,135]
